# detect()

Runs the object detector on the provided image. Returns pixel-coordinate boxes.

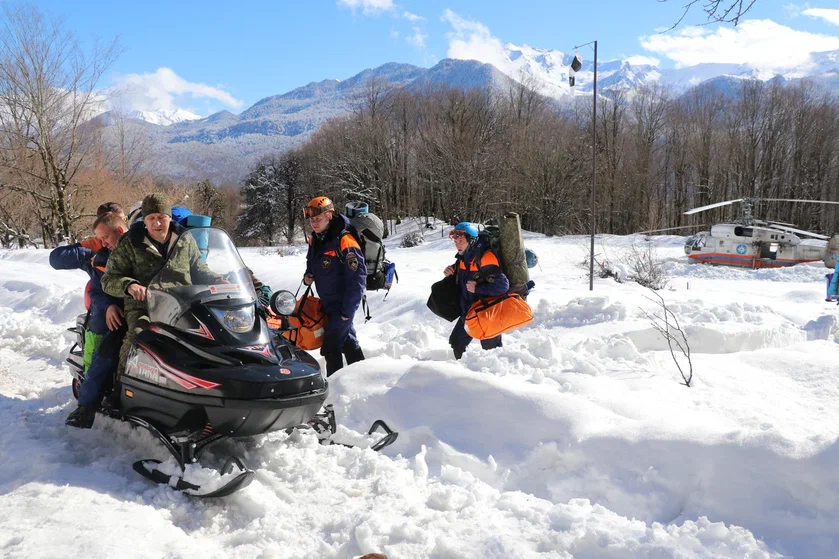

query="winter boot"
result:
[324,353,345,377]
[344,346,365,365]
[452,346,466,360]
[65,405,97,429]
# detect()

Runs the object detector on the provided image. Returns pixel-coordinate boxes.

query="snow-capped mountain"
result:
[481,43,663,97]
[125,108,201,126]
[99,47,839,183]
[99,59,518,183]
[486,42,839,96]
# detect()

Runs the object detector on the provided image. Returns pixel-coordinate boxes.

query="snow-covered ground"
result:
[1,220,838,558]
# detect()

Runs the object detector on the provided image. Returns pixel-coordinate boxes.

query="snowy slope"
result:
[127,108,202,126]
[1,225,838,558]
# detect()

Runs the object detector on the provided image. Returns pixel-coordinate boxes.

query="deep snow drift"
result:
[1,221,838,558]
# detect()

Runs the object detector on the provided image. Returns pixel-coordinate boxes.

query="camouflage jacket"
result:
[102,222,217,313]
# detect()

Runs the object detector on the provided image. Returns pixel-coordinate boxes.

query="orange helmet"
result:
[304,196,334,218]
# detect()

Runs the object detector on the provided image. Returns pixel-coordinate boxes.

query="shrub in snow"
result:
[401,231,425,248]
[625,242,668,290]
[641,289,693,387]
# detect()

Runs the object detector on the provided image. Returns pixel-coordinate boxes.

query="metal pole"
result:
[589,40,597,291]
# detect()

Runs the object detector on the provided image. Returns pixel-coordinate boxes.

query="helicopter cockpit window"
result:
[686,235,706,251]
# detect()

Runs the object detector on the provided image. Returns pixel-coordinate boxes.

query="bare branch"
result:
[641,289,693,387]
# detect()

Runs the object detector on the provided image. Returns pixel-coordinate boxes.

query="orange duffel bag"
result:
[281,288,328,350]
[464,293,533,340]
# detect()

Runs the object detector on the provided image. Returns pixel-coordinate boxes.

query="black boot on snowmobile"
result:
[65,405,97,429]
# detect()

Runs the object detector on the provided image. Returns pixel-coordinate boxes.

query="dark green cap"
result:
[141,193,172,218]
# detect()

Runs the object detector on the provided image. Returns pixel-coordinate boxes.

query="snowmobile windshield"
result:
[147,228,258,328]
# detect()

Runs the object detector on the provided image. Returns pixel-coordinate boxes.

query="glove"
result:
[257,285,272,308]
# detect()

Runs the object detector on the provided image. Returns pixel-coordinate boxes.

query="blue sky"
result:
[28,0,839,116]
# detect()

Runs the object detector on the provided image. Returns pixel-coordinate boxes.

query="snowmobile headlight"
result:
[210,304,255,334]
[270,290,297,316]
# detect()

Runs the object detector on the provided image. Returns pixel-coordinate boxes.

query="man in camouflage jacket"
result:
[102,193,218,375]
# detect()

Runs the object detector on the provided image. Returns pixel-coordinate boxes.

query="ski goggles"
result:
[449,230,471,240]
[303,204,334,219]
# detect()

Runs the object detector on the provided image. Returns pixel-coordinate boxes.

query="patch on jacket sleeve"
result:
[347,254,359,272]
[321,257,332,269]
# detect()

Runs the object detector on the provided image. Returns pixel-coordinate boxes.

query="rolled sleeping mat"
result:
[499,213,530,294]
[184,214,213,261]
[346,201,369,218]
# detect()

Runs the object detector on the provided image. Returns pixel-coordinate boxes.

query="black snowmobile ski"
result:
[306,404,398,452]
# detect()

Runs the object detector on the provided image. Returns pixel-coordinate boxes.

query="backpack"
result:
[344,212,397,292]
[475,215,534,297]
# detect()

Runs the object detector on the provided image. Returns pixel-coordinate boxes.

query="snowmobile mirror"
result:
[270,290,297,316]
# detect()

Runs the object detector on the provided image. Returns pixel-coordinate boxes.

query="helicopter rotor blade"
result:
[760,198,839,206]
[635,225,707,234]
[683,199,744,216]
[766,223,829,240]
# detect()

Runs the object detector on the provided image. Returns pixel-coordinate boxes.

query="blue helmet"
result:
[453,222,479,238]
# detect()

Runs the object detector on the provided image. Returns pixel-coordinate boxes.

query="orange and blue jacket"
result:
[49,242,121,334]
[305,214,367,319]
[453,237,509,314]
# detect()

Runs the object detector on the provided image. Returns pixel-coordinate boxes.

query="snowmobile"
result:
[66,227,397,498]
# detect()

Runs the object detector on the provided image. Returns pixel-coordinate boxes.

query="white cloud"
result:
[803,8,839,26]
[403,11,424,21]
[336,0,394,15]
[641,19,839,70]
[407,26,427,49]
[109,67,243,115]
[625,55,661,67]
[442,9,509,70]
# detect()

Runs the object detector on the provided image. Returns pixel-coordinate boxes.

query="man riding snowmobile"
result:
[66,210,397,496]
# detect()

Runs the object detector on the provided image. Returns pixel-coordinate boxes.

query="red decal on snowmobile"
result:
[242,344,273,358]
[280,368,291,375]
[136,343,221,390]
[186,318,215,341]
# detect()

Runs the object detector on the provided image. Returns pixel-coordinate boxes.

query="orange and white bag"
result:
[281,290,328,350]
[464,293,532,340]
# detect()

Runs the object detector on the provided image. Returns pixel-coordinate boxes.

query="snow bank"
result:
[1,232,838,558]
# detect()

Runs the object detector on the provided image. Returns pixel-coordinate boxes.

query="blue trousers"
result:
[321,313,363,376]
[321,313,360,356]
[449,316,502,359]
[78,324,125,407]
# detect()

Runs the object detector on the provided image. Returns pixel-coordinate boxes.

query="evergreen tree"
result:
[235,151,305,244]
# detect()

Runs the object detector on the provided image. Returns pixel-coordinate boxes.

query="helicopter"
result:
[677,198,839,269]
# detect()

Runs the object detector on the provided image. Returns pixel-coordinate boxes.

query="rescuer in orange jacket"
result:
[303,196,367,376]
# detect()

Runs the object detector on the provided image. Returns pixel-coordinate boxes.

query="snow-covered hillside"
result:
[127,108,202,126]
[1,225,838,558]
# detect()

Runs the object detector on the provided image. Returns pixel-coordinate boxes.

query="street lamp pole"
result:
[572,40,597,291]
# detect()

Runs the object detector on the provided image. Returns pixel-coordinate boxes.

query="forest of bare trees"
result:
[0,1,832,249]
[236,76,839,244]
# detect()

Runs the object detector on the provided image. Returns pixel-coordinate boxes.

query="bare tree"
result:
[105,97,157,186]
[0,4,119,246]
[661,0,759,29]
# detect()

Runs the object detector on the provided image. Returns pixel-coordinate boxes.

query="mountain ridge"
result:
[101,48,839,183]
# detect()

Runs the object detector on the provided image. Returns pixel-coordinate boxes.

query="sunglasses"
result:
[449,230,470,240]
